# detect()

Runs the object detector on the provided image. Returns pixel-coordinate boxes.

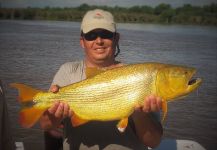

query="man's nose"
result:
[95,36,103,44]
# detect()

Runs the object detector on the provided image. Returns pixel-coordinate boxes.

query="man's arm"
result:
[132,95,163,148]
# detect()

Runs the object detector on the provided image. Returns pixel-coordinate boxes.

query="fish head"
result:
[156,65,202,101]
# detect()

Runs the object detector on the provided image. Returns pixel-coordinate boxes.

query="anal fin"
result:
[117,118,128,133]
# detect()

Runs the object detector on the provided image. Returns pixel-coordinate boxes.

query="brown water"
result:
[0,20,217,150]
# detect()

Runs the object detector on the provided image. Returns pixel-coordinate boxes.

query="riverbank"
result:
[0,3,217,26]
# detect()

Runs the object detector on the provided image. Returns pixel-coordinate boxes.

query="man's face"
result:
[80,29,119,67]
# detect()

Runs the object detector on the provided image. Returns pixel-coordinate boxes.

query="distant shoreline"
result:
[0,3,217,26]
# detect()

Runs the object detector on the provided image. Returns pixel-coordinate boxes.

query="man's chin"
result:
[93,55,108,61]
[93,58,113,66]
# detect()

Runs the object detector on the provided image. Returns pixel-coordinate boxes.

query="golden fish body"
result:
[11,62,202,128]
[37,63,159,121]
[35,62,201,120]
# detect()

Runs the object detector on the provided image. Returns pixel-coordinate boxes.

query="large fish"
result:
[11,62,202,132]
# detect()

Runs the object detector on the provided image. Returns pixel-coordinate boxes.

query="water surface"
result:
[0,20,216,150]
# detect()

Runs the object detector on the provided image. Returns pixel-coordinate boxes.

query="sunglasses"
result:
[82,30,115,41]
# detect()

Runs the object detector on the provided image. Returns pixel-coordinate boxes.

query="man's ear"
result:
[80,37,85,48]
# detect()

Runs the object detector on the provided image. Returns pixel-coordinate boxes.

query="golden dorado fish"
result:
[11,62,202,132]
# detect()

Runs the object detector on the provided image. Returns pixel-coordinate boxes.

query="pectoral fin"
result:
[161,100,168,123]
[71,114,89,127]
[117,118,128,133]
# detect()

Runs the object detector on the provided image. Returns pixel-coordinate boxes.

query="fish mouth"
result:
[188,78,202,85]
[187,70,202,91]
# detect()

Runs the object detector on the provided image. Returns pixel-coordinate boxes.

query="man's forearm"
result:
[39,112,58,130]
[132,111,163,148]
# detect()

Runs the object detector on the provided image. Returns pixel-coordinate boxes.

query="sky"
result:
[1,0,217,8]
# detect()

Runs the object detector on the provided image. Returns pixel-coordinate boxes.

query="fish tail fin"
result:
[161,100,168,123]
[20,107,46,128]
[10,83,42,103]
[10,83,45,127]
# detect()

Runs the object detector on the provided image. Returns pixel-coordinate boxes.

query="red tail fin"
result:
[10,83,45,127]
[10,83,41,102]
[20,107,46,128]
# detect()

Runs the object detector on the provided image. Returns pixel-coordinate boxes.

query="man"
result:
[40,9,163,150]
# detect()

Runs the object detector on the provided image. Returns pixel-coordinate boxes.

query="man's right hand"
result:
[40,85,72,130]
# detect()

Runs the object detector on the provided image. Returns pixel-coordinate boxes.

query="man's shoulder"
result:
[61,60,83,68]
[60,60,84,73]
[52,60,85,86]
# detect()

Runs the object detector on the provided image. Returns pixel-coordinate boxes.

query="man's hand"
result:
[45,101,72,128]
[135,95,162,113]
[40,85,72,130]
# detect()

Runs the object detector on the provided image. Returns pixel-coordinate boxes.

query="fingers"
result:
[143,97,151,112]
[48,102,71,119]
[55,102,64,118]
[44,102,71,128]
[150,95,158,112]
[48,85,72,118]
[62,103,70,118]
[141,95,162,113]
[50,85,60,93]
[48,101,60,114]
[55,103,71,118]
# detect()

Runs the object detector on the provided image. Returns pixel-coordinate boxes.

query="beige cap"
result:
[81,9,116,34]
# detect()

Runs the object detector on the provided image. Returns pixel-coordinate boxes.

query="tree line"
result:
[0,3,217,25]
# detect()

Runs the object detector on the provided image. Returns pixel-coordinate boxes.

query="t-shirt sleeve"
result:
[50,61,84,88]
[51,63,73,87]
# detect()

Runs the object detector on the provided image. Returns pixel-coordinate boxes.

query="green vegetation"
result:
[0,3,217,25]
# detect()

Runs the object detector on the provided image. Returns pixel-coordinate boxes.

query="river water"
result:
[0,20,217,150]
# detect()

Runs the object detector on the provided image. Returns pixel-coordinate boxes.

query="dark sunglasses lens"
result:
[84,31,114,41]
[100,31,114,39]
[84,32,97,41]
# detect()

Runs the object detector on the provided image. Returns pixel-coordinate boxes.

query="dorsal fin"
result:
[85,67,106,78]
